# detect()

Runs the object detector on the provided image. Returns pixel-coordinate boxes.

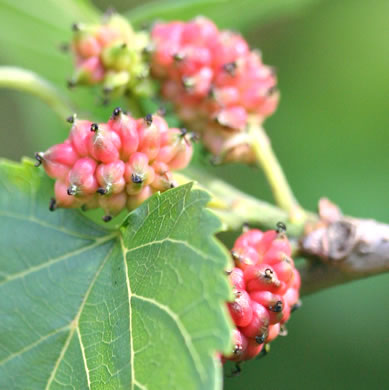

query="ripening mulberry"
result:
[223,227,301,363]
[150,17,279,163]
[69,13,152,98]
[35,109,193,221]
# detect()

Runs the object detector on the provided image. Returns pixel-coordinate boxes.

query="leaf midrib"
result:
[119,233,207,390]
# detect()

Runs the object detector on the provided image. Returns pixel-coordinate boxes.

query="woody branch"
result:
[299,199,389,295]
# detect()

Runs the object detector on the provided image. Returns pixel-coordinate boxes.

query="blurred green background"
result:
[1,0,388,388]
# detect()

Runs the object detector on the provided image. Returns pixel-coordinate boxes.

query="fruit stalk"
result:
[0,66,72,120]
[174,169,315,237]
[248,119,305,223]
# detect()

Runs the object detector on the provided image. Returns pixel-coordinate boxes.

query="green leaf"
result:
[0,0,99,82]
[127,0,319,32]
[0,159,232,389]
[0,0,101,93]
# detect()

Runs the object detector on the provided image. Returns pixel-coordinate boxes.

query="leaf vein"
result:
[0,233,117,286]
[125,238,208,260]
[0,211,107,240]
[0,325,70,366]
[76,327,91,389]
[132,293,206,381]
[120,236,136,390]
[134,379,148,390]
[45,244,114,389]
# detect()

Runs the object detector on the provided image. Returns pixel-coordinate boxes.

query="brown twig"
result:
[299,198,389,295]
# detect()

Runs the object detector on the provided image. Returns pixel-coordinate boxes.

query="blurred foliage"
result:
[125,0,319,31]
[0,0,388,389]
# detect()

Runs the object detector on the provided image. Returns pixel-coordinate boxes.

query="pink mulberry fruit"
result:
[36,109,193,221]
[151,17,279,163]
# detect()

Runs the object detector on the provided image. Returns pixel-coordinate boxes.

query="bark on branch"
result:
[299,198,389,295]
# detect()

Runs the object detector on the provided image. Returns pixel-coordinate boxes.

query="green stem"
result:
[248,119,304,223]
[175,168,315,236]
[0,67,73,120]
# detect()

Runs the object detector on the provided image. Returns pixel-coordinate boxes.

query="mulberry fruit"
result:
[35,110,193,221]
[224,227,301,363]
[151,17,279,163]
[69,14,152,99]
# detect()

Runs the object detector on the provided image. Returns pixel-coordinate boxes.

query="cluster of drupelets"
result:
[70,14,151,97]
[35,109,193,221]
[151,17,279,162]
[223,225,301,365]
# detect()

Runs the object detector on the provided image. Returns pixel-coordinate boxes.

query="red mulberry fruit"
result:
[224,227,301,363]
